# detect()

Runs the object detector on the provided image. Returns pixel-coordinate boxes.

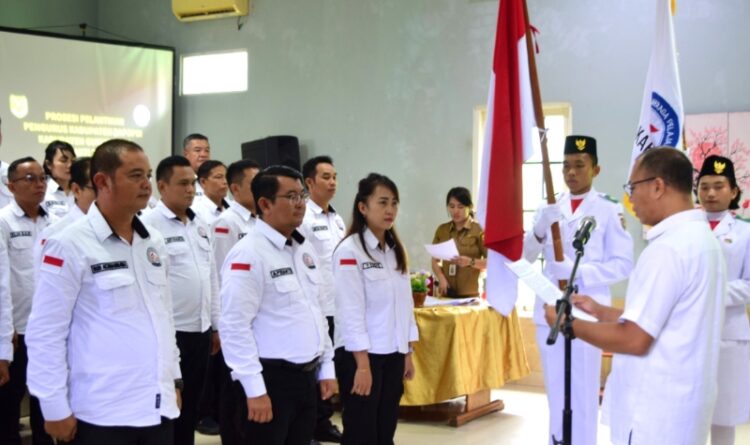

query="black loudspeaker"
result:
[241,135,301,171]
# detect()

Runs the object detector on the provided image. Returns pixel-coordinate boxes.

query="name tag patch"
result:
[9,231,31,238]
[312,225,328,232]
[270,267,294,279]
[91,261,129,274]
[362,262,383,270]
[164,236,185,244]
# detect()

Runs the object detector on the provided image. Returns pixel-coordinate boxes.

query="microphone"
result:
[572,216,596,250]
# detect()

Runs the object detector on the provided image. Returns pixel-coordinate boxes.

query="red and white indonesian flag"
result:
[628,0,683,176]
[477,0,536,316]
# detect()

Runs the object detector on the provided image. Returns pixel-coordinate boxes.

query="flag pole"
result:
[521,0,566,289]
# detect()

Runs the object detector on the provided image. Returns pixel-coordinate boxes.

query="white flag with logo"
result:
[628,0,683,174]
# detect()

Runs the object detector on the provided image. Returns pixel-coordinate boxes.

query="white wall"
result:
[3,0,749,277]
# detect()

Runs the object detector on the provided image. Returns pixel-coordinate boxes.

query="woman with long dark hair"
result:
[430,186,487,298]
[332,173,418,445]
[42,140,76,217]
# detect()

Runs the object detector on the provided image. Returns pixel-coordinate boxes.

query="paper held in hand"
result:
[424,239,460,261]
[504,259,598,322]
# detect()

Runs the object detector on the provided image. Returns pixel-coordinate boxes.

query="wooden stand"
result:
[400,389,504,427]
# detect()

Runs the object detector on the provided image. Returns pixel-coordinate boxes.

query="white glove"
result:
[547,255,575,281]
[533,203,562,239]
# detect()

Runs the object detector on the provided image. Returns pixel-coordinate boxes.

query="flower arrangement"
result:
[410,270,430,293]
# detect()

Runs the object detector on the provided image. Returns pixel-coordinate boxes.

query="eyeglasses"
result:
[275,191,309,205]
[11,174,49,185]
[622,177,657,196]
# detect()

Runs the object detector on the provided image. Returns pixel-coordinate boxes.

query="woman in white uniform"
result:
[42,140,76,218]
[332,173,419,445]
[696,155,750,445]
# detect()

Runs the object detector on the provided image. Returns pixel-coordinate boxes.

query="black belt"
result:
[259,357,320,373]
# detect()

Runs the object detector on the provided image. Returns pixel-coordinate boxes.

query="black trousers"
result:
[0,334,53,445]
[240,361,318,445]
[334,349,404,445]
[198,347,222,422]
[314,316,336,433]
[67,417,173,445]
[175,330,211,445]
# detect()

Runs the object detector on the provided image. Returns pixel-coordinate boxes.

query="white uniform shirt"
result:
[219,219,334,398]
[524,189,634,326]
[0,240,12,361]
[194,180,204,197]
[33,204,86,271]
[299,200,346,317]
[142,202,219,332]
[26,204,181,426]
[0,201,55,334]
[191,195,229,227]
[211,200,256,274]
[711,212,750,340]
[43,177,74,218]
[0,161,12,209]
[332,229,419,354]
[604,209,725,445]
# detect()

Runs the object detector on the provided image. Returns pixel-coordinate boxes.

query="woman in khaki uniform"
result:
[431,187,487,298]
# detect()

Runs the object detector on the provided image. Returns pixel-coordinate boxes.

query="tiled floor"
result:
[192,384,750,444]
[23,385,750,444]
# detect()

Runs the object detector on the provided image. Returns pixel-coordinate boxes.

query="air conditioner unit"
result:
[172,0,250,22]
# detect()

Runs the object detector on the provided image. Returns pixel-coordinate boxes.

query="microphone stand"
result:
[547,245,585,445]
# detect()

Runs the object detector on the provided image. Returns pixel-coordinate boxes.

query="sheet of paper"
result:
[505,259,597,322]
[423,296,480,307]
[424,239,460,261]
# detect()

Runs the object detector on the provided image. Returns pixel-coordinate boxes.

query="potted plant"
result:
[410,271,430,308]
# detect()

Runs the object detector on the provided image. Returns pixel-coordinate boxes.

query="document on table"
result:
[424,239,460,261]
[505,259,597,322]
[423,296,481,307]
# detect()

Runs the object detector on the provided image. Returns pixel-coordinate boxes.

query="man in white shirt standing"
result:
[299,156,345,444]
[0,157,56,445]
[548,148,726,445]
[210,159,261,444]
[192,160,229,226]
[142,156,220,445]
[212,159,261,270]
[26,139,182,444]
[183,133,211,198]
[220,166,336,445]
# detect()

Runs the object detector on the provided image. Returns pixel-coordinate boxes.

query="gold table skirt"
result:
[401,302,530,406]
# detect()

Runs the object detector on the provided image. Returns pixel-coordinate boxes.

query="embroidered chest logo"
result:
[362,262,383,270]
[146,247,162,267]
[164,236,185,244]
[9,230,31,238]
[302,253,316,269]
[270,267,294,279]
[91,261,129,274]
[197,226,208,239]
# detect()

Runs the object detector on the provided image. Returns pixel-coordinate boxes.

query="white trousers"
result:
[536,324,602,445]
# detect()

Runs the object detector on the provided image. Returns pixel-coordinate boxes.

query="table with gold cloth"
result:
[401,302,530,426]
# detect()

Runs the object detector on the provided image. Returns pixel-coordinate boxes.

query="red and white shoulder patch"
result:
[214,227,230,235]
[230,263,251,271]
[339,258,357,269]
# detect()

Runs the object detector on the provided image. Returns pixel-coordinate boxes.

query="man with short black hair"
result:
[212,159,261,270]
[26,139,182,444]
[0,157,56,445]
[220,166,336,445]
[183,134,210,197]
[549,147,726,445]
[143,155,220,445]
[300,156,344,443]
[192,160,229,226]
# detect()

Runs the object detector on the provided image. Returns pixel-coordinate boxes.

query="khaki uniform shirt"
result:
[432,219,486,297]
